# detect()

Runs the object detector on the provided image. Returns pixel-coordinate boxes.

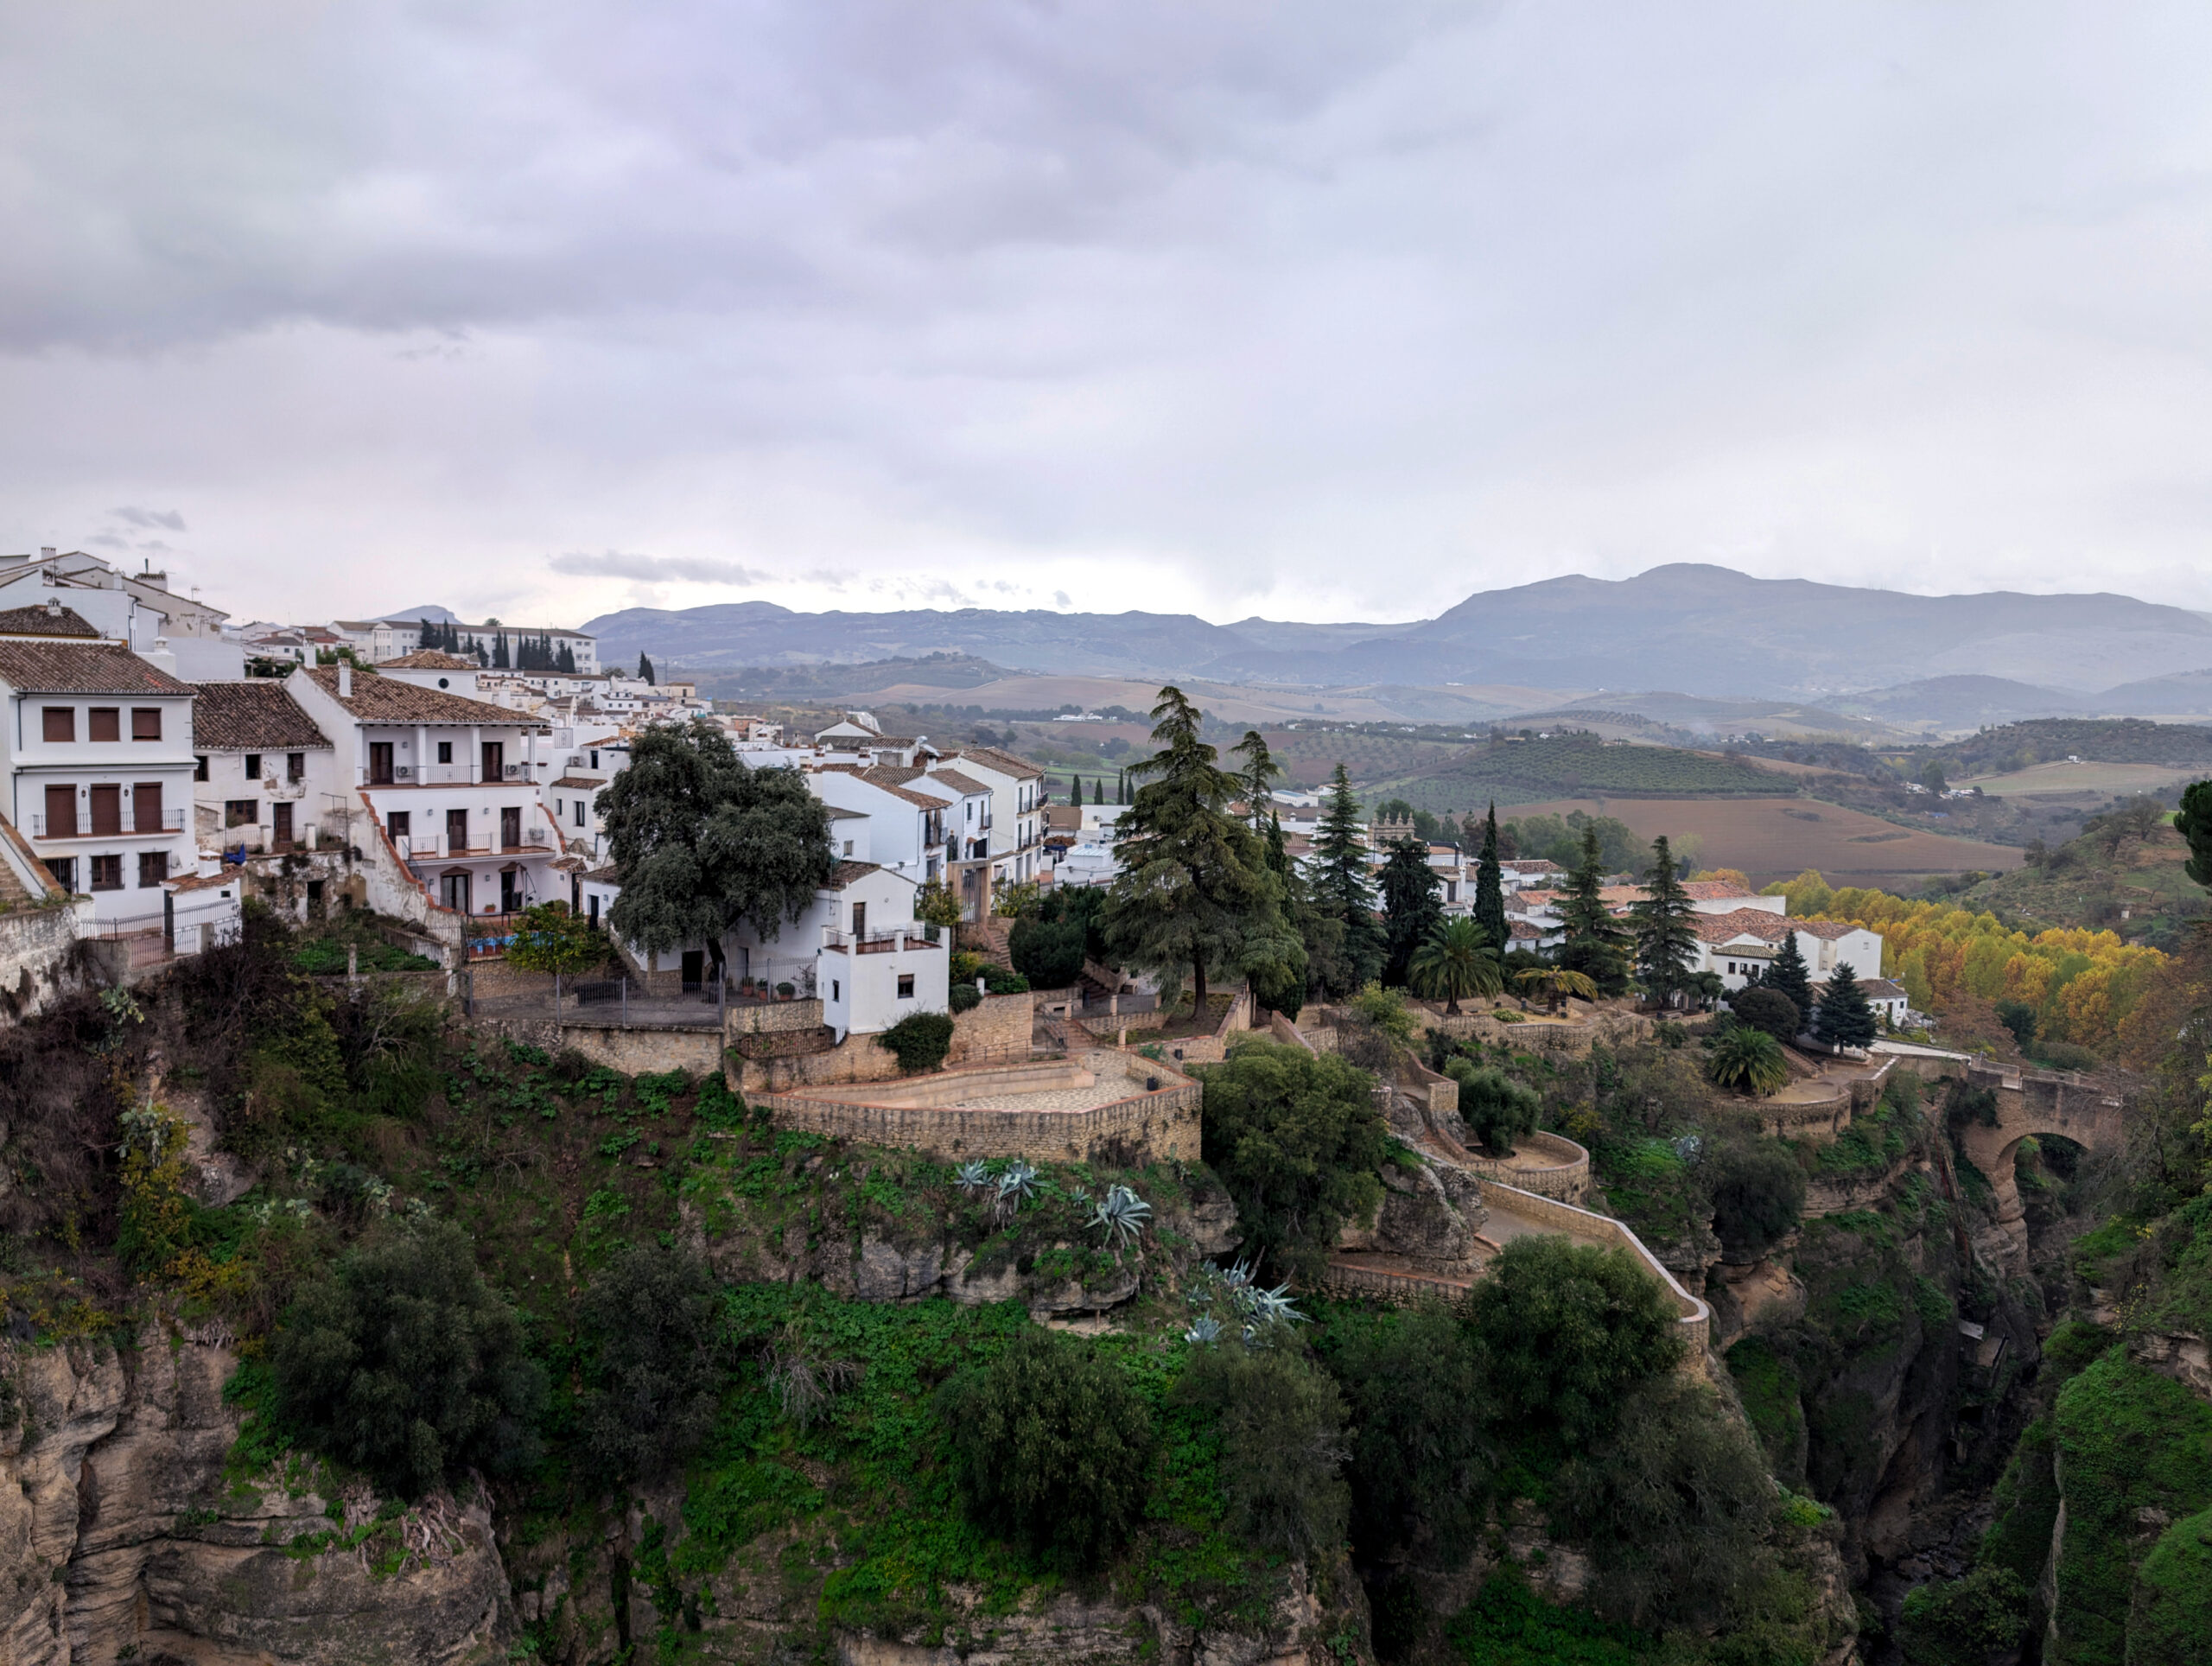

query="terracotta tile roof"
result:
[381,649,479,670]
[859,766,924,787]
[0,640,194,696]
[1500,858,1562,874]
[823,805,867,820]
[924,768,990,796]
[582,864,620,884]
[188,682,334,751]
[827,860,882,887]
[1691,908,1796,944]
[165,869,242,893]
[300,666,547,728]
[951,744,1042,779]
[1862,978,1909,1001]
[1680,880,1758,900]
[0,605,101,640]
[1795,919,1868,940]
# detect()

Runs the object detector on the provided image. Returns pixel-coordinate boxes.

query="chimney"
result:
[38,547,54,559]
[338,664,353,698]
[44,598,59,618]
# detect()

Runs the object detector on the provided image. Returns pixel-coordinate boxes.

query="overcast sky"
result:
[4,2,2211,629]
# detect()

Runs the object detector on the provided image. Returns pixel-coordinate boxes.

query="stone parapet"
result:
[1453,1130,1592,1204]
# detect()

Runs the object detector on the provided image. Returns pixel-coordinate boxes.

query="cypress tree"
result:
[1558,824,1630,995]
[1814,963,1879,1048]
[1764,931,1815,1027]
[1474,802,1508,958]
[1629,836,1699,1008]
[638,652,656,685]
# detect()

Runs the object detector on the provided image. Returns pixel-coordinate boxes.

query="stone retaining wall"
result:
[1317,1262,1466,1307]
[1454,1129,1592,1204]
[750,1059,1202,1164]
[949,991,1033,1063]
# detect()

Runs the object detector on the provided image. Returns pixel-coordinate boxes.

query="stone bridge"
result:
[1878,1046,2129,1249]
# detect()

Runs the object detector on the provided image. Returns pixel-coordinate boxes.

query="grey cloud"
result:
[548,550,772,586]
[111,506,186,531]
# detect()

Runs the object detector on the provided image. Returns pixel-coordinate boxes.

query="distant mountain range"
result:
[569,565,2212,706]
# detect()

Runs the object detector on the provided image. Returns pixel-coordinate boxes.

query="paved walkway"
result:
[950,1077,1141,1111]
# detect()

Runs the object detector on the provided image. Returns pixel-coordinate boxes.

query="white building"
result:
[327,617,598,673]
[944,745,1045,890]
[1692,910,1885,995]
[286,664,563,927]
[0,638,200,925]
[188,681,341,855]
[806,767,949,887]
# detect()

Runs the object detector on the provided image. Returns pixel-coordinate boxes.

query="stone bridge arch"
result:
[1953,1060,2126,1248]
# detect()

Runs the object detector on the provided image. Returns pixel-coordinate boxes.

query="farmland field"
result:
[1381,732,1787,808]
[1954,760,2207,798]
[1503,796,2026,887]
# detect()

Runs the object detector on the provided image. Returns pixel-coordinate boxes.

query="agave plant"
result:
[955,1159,991,1192]
[1246,1281,1305,1328]
[1090,1184,1152,1250]
[994,1159,1039,1220]
[1184,1315,1224,1345]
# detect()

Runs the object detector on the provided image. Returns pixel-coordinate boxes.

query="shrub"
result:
[2132,1506,2212,1666]
[1896,1566,2034,1666]
[272,1219,546,1497]
[1552,1377,1783,1631]
[1731,986,1801,1044]
[982,964,1029,995]
[1703,1135,1807,1261]
[1173,1345,1350,1558]
[936,1326,1153,1569]
[876,1011,956,1074]
[1008,915,1086,989]
[1445,1062,1541,1157]
[1325,1300,1495,1563]
[1199,1041,1388,1282]
[948,982,982,1014]
[1465,1237,1686,1447]
[575,1242,726,1484]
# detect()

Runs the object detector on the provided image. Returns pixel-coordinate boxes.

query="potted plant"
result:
[776,981,796,1001]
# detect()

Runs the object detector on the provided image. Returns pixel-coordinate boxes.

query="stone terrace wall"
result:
[948,991,1033,1064]
[1453,1130,1592,1204]
[750,1061,1202,1165]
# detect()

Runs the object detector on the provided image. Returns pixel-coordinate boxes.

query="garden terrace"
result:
[749,1047,1202,1163]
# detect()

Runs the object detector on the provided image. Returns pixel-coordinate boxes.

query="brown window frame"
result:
[223,799,259,829]
[137,850,169,888]
[130,708,162,741]
[88,853,123,893]
[88,708,120,743]
[287,752,306,783]
[41,707,73,744]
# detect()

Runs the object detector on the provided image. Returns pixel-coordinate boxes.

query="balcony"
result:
[360,762,531,787]
[820,925,943,955]
[32,810,186,838]
[396,829,554,861]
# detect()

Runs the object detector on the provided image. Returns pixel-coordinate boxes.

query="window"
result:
[480,741,505,780]
[42,784,76,839]
[448,808,469,850]
[842,839,854,855]
[88,785,122,836]
[137,850,168,887]
[897,974,915,999]
[41,707,73,743]
[133,782,162,833]
[244,753,261,779]
[224,800,258,828]
[131,709,161,741]
[574,800,586,827]
[88,708,120,742]
[193,755,209,781]
[851,900,867,938]
[437,741,453,764]
[386,811,410,843]
[590,749,600,769]
[831,979,841,1002]
[89,854,122,892]
[288,753,306,783]
[45,856,73,892]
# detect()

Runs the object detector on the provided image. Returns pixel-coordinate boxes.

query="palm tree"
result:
[1408,918,1503,1015]
[1515,965,1599,1014]
[1706,1026,1789,1097]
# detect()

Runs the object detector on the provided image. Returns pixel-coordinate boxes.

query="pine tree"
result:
[1474,802,1508,958]
[1628,836,1699,1008]
[1558,824,1630,995]
[1379,839,1442,988]
[1098,687,1286,1015]
[1814,963,1878,1048]
[1311,763,1384,994]
[1764,931,1815,1027]
[1230,730,1284,835]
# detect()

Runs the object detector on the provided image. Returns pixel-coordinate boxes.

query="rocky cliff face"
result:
[0,1327,511,1665]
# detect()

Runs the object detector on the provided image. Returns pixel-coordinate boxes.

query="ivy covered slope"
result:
[3,910,1857,1666]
